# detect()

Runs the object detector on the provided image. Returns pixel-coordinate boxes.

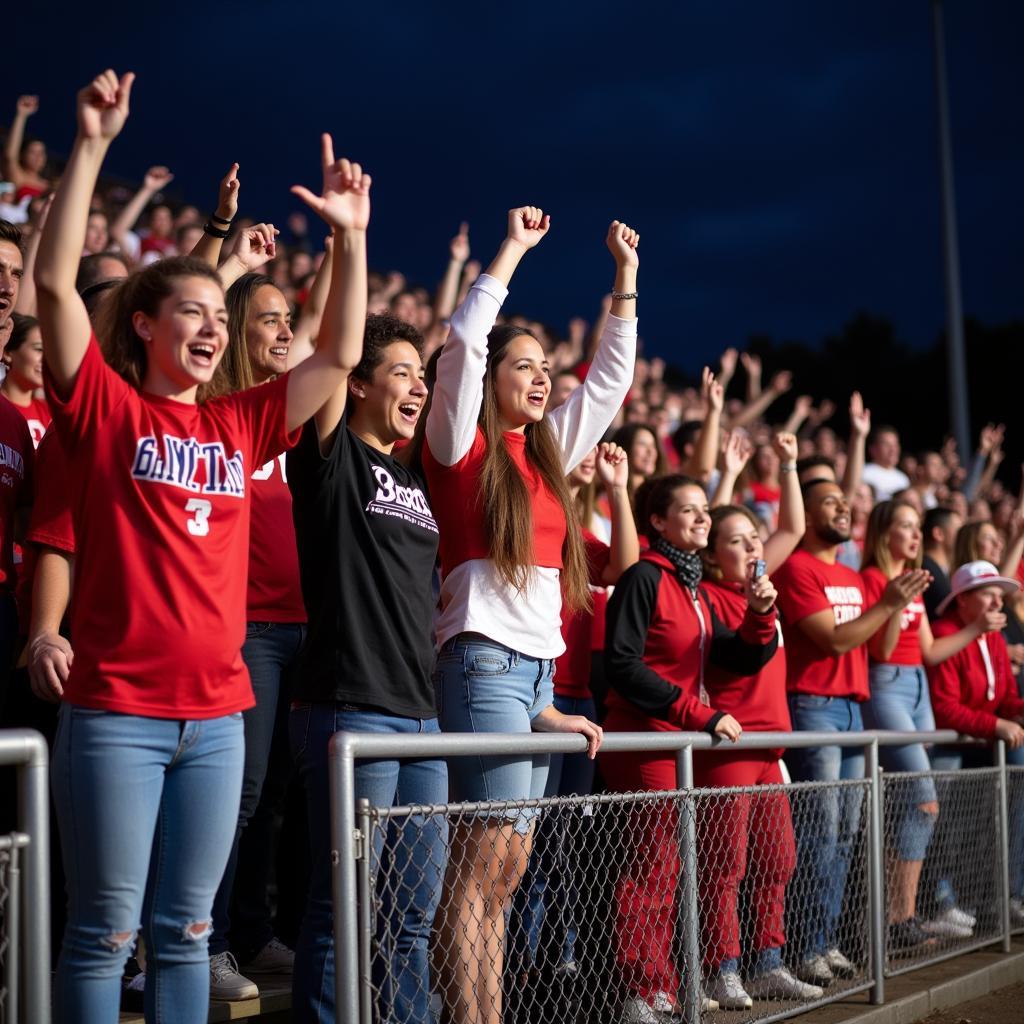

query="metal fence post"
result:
[329,733,361,1024]
[996,739,1012,954]
[676,743,702,1024]
[356,798,373,1024]
[866,739,885,1004]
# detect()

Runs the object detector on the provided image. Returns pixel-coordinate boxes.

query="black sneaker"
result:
[888,917,932,952]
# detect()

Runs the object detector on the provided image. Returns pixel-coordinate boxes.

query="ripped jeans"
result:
[52,705,243,1023]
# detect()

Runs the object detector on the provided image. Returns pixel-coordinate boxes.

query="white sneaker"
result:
[1010,899,1024,927]
[937,905,977,930]
[243,937,294,975]
[796,954,833,986]
[921,906,974,939]
[746,966,824,1001]
[824,948,856,978]
[209,952,259,1000]
[619,991,688,1023]
[706,970,752,1010]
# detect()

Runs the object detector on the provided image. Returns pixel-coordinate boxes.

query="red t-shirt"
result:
[11,396,52,449]
[702,578,791,732]
[44,337,297,719]
[861,566,925,665]
[424,426,566,577]
[773,548,869,700]
[246,453,306,622]
[0,396,33,592]
[554,529,610,699]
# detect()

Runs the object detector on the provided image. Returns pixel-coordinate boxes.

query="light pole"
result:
[930,0,971,456]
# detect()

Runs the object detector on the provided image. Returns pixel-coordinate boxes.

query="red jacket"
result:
[604,550,779,732]
[927,612,1024,738]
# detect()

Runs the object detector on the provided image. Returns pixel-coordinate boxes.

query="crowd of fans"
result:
[2,77,1023,1024]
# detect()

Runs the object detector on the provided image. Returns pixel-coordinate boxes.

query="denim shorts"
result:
[434,635,555,834]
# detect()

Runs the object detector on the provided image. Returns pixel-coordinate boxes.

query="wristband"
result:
[612,291,638,301]
[203,221,230,239]
[210,212,232,226]
[780,463,797,473]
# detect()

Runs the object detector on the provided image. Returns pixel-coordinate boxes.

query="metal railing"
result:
[328,728,1019,1024]
[0,729,50,1024]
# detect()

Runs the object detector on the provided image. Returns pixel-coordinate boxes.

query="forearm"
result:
[783,407,809,435]
[216,252,250,290]
[605,484,640,580]
[684,410,721,483]
[608,265,637,320]
[110,184,156,243]
[317,228,367,369]
[189,230,224,270]
[289,245,334,369]
[830,601,895,653]
[711,468,739,508]
[28,549,72,640]
[13,225,41,314]
[731,388,783,430]
[1001,531,1024,578]
[483,238,528,288]
[3,114,27,182]
[764,466,804,571]
[924,624,981,667]
[963,450,986,500]
[842,432,867,498]
[434,256,464,322]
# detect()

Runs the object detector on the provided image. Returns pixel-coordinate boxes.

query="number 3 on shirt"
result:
[185,498,213,537]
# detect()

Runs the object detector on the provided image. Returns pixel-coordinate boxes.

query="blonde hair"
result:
[862,500,923,576]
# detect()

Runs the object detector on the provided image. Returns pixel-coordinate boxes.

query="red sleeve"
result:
[583,530,611,587]
[775,559,832,625]
[27,429,75,555]
[43,334,133,452]
[217,373,301,468]
[927,647,999,738]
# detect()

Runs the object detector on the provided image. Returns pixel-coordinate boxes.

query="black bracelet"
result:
[612,291,638,300]
[210,212,232,226]
[203,221,230,239]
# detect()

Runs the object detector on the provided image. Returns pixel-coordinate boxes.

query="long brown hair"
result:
[701,504,761,581]
[953,519,997,570]
[222,272,278,393]
[479,325,590,613]
[94,256,230,402]
[862,500,923,576]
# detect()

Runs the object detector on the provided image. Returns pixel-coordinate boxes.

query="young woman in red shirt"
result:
[425,207,637,1024]
[1,313,51,447]
[697,431,825,1007]
[860,501,1001,948]
[602,474,780,1024]
[35,70,370,1022]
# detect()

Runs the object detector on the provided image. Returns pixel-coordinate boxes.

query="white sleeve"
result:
[425,274,508,466]
[547,313,637,473]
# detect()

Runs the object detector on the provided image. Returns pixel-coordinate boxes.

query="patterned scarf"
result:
[651,535,704,595]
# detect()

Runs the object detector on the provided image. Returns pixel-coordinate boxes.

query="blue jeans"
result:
[514,693,597,966]
[289,703,447,1024]
[51,705,243,1023]
[787,695,866,959]
[434,635,554,835]
[210,621,305,957]
[862,663,938,861]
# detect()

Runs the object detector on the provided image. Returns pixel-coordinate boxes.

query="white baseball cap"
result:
[936,560,1020,615]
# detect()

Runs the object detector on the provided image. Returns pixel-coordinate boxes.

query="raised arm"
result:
[685,366,723,484]
[783,394,813,436]
[547,220,638,471]
[13,193,53,316]
[217,222,279,290]
[3,96,38,187]
[190,163,240,269]
[763,431,804,572]
[595,442,640,584]
[710,430,752,508]
[288,236,333,369]
[425,207,549,466]
[730,369,792,430]
[35,70,135,394]
[740,351,762,402]
[285,134,369,439]
[433,221,469,323]
[109,164,174,262]
[842,391,870,499]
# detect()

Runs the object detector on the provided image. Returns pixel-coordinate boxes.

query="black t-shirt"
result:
[922,554,951,622]
[287,421,439,716]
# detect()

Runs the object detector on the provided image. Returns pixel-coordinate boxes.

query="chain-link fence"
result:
[356,778,872,1024]
[0,834,29,1024]
[1009,765,1024,938]
[881,767,1003,976]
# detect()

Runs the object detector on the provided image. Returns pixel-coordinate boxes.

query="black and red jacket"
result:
[604,549,779,733]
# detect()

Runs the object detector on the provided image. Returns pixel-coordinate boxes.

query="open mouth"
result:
[269,345,290,359]
[527,390,546,408]
[398,401,421,423]
[834,515,850,529]
[187,342,217,367]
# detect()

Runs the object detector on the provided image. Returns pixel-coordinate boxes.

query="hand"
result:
[595,442,629,490]
[462,259,481,282]
[291,134,371,233]
[531,705,604,759]
[449,221,470,263]
[714,714,743,742]
[744,561,777,613]
[991,446,1006,467]
[229,222,279,271]
[28,632,74,703]
[768,370,792,394]
[722,431,753,475]
[814,398,837,424]
[979,423,1005,455]
[772,430,798,464]
[16,95,39,117]
[882,569,931,611]
[506,206,550,249]
[144,165,174,193]
[994,718,1024,750]
[606,219,639,268]
[792,394,813,419]
[849,390,871,437]
[77,69,135,143]
[216,162,240,221]
[740,351,761,380]
[701,366,724,413]
[719,347,738,379]
[973,608,1008,634]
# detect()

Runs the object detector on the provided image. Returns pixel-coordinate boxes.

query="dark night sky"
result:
[9,1,1024,366]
